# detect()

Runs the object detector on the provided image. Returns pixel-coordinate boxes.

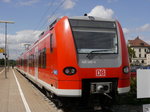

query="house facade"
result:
[128,37,150,65]
[147,53,150,65]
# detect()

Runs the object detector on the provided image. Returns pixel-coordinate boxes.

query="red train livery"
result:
[17,16,130,99]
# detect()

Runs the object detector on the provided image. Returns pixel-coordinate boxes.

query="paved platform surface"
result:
[0,67,58,112]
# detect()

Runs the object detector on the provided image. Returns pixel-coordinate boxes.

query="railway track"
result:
[26,79,142,112]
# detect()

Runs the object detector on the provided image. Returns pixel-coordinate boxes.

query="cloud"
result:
[136,24,150,32]
[88,5,114,19]
[0,30,41,59]
[12,30,40,43]
[103,0,118,3]
[123,28,130,34]
[123,24,150,36]
[62,0,75,9]
[123,23,150,43]
[18,0,40,6]
[0,26,4,33]
[0,0,11,3]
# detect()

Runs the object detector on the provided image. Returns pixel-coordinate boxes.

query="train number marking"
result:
[96,69,106,76]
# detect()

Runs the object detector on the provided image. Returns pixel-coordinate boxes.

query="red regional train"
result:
[17,16,130,106]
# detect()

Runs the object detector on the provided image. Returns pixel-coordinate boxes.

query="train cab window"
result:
[50,34,53,53]
[69,19,118,54]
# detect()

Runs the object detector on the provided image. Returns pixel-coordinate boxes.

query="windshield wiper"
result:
[86,49,111,60]
[90,49,111,53]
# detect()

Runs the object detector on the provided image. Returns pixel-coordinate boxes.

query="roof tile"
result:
[128,36,150,47]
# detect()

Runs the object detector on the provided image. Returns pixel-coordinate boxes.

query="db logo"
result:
[96,69,106,76]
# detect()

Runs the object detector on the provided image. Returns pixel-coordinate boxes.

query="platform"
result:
[0,67,58,112]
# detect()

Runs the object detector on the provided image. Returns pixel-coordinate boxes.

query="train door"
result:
[34,47,38,80]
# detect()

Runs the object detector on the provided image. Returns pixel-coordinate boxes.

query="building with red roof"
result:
[128,36,150,65]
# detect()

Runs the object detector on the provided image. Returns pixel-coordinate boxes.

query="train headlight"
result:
[63,67,76,75]
[123,66,129,74]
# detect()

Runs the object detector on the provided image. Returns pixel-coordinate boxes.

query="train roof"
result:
[18,16,117,59]
[68,16,116,22]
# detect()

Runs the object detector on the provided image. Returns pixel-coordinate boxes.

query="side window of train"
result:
[29,55,31,67]
[38,48,46,68]
[38,50,41,68]
[31,54,34,67]
[50,34,53,53]
[43,48,46,68]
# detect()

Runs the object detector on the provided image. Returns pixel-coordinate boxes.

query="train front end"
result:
[55,16,130,98]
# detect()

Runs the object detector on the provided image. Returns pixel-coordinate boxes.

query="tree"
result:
[9,60,16,66]
[128,46,136,63]
[0,58,16,67]
[0,58,5,66]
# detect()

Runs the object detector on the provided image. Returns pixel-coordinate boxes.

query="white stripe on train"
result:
[16,67,130,96]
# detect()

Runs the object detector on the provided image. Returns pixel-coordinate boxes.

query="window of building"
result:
[145,54,147,58]
[139,54,141,58]
[140,43,144,46]
[139,48,141,52]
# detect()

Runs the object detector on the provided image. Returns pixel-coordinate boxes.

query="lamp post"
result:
[0,20,15,79]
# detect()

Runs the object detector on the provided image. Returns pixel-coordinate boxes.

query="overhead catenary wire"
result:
[33,0,55,32]
[23,0,66,52]
[33,0,65,33]
[21,0,56,51]
[37,0,66,31]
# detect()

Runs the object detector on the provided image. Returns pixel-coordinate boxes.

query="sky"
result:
[0,0,150,59]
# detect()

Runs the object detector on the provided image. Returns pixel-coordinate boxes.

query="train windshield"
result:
[69,19,118,54]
